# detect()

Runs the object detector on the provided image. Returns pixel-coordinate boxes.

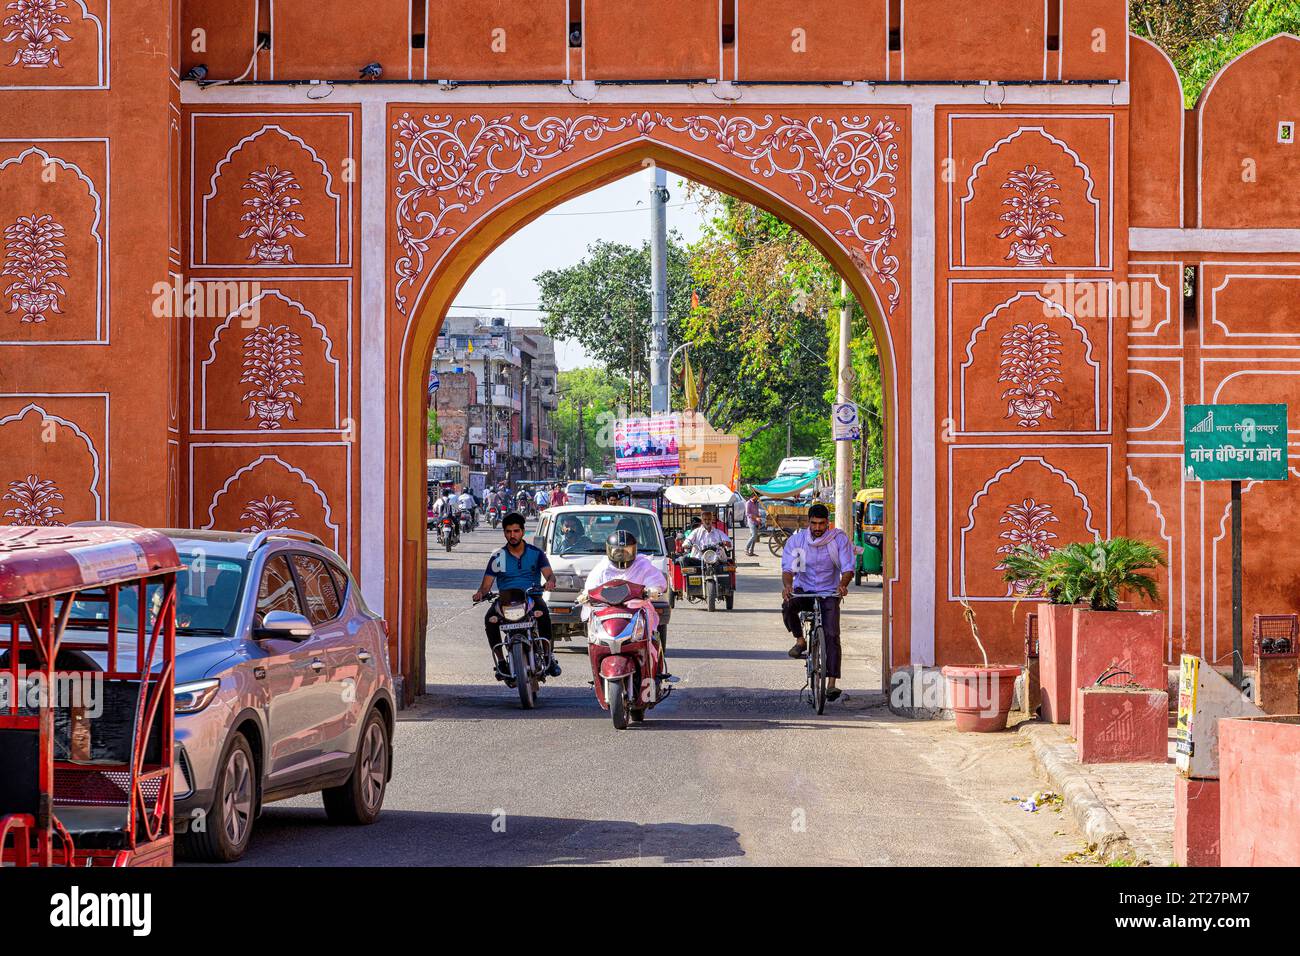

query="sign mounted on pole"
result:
[1183,403,1289,689]
[1182,404,1287,482]
[832,402,860,441]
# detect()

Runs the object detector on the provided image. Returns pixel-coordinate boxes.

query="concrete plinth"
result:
[1070,608,1166,741]
[1220,716,1300,866]
[1037,604,1074,724]
[1174,775,1220,867]
[1254,657,1300,715]
[1077,686,1168,764]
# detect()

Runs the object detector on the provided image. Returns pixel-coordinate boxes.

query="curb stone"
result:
[1018,721,1136,864]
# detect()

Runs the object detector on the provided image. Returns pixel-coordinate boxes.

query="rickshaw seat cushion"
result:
[54,805,131,848]
[0,728,40,815]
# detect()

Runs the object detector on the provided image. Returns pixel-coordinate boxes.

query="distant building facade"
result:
[430,316,559,483]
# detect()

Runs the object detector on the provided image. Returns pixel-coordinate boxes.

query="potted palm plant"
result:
[1000,543,1075,724]
[1049,538,1167,740]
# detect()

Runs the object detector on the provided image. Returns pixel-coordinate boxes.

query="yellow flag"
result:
[683,350,698,412]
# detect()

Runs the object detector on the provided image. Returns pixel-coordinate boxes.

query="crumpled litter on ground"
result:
[1008,790,1062,813]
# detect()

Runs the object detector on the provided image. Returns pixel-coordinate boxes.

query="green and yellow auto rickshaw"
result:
[853,487,885,586]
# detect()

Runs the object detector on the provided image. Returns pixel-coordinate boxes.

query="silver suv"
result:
[67,528,396,862]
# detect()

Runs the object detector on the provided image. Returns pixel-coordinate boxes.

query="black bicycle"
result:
[795,591,841,714]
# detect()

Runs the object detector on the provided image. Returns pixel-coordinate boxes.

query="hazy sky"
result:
[449,171,710,371]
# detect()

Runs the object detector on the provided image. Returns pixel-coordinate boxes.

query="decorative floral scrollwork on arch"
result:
[391,110,901,317]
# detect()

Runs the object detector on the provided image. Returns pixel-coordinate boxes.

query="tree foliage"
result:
[551,367,629,476]
[536,237,693,405]
[1131,0,1300,104]
[534,184,889,487]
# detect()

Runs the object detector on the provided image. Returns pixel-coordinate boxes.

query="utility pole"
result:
[649,165,670,415]
[577,397,585,477]
[834,279,854,533]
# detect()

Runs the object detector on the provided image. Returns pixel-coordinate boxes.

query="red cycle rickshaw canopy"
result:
[0,526,183,604]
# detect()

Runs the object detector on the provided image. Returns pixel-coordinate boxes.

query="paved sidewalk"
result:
[1019,721,1176,865]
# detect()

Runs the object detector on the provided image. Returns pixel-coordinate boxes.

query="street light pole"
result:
[649,165,670,415]
[835,279,854,533]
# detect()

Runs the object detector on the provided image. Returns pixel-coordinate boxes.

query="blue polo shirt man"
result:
[472,512,558,675]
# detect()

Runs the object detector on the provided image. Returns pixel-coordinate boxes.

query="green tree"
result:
[1132,0,1300,104]
[551,367,629,476]
[535,184,887,486]
[685,190,835,438]
[536,238,693,412]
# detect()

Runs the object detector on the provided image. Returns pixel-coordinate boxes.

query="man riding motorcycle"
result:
[780,503,853,701]
[680,509,732,570]
[430,488,458,535]
[456,487,477,530]
[472,511,560,679]
[582,530,669,666]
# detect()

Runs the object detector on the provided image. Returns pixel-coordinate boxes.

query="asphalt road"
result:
[233,516,1089,866]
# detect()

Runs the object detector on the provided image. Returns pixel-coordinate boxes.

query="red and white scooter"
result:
[581,579,675,729]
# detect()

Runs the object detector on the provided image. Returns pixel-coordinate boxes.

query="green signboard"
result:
[1183,404,1288,482]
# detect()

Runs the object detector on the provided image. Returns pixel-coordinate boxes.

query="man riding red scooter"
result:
[580,530,673,729]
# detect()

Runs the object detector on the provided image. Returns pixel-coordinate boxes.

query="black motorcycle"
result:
[480,588,552,709]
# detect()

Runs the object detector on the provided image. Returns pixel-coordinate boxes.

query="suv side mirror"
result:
[255,610,314,642]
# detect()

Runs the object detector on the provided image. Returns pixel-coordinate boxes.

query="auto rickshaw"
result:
[853,487,885,586]
[0,526,182,866]
[662,484,737,612]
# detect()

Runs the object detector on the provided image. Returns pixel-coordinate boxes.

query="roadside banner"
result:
[614,414,681,478]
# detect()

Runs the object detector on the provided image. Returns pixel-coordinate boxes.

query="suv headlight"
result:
[175,679,221,714]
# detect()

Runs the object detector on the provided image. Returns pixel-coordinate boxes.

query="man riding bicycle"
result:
[472,512,560,679]
[780,503,853,701]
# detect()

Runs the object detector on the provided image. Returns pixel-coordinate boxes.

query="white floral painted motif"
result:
[3,474,65,525]
[995,498,1058,594]
[239,165,305,263]
[240,495,299,532]
[3,213,68,323]
[999,320,1063,427]
[391,111,901,316]
[241,323,304,429]
[998,164,1063,267]
[3,0,71,68]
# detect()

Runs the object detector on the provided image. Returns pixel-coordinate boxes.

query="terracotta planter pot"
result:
[1219,716,1300,866]
[1037,603,1076,724]
[942,664,1020,732]
[1069,608,1166,741]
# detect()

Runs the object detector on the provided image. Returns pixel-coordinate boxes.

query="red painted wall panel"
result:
[425,0,569,81]
[583,0,718,80]
[735,0,887,82]
[1060,0,1127,81]
[269,0,413,81]
[903,0,1046,81]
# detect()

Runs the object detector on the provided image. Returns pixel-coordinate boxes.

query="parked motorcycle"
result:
[582,580,675,729]
[477,588,552,709]
[442,516,459,552]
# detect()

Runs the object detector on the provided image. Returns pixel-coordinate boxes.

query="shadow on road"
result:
[658,647,791,661]
[223,808,745,866]
[402,682,889,725]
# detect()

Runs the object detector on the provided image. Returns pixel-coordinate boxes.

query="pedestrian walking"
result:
[744,492,763,556]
